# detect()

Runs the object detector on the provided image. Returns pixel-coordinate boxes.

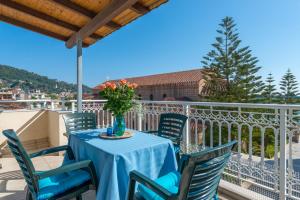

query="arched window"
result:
[163,94,167,98]
[138,94,142,100]
[149,94,153,100]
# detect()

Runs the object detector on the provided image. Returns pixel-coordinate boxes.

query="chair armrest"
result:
[35,160,92,179]
[127,170,176,200]
[144,130,158,135]
[63,132,69,138]
[30,145,74,160]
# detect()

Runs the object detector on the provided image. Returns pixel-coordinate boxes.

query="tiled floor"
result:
[0,156,95,200]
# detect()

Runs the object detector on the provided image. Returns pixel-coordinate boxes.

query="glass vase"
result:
[113,115,126,136]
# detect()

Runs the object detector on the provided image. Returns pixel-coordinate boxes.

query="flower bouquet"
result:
[99,79,137,136]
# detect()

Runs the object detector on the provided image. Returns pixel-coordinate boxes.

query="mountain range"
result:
[0,64,91,94]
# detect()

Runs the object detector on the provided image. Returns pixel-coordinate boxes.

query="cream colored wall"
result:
[47,111,68,147]
[0,110,68,149]
[0,110,49,146]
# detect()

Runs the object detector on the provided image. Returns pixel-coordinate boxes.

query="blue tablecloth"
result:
[68,129,177,200]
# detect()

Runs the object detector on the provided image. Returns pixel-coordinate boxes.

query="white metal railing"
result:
[81,100,300,200]
[1,99,300,200]
[0,99,106,111]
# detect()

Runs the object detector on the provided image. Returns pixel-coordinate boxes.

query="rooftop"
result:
[94,68,205,89]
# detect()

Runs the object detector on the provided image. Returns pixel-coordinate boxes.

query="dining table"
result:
[68,128,178,200]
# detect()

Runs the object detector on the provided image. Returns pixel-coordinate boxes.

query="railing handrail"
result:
[0,99,54,103]
[0,99,107,103]
[1,99,300,109]
[136,100,300,109]
[69,99,107,103]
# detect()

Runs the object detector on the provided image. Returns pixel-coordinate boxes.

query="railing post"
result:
[43,101,47,109]
[279,108,287,200]
[61,98,66,111]
[137,103,143,131]
[51,101,55,110]
[288,108,293,197]
[184,104,190,148]
[71,102,76,113]
[111,115,114,127]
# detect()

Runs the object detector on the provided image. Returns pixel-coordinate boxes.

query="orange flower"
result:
[120,79,127,85]
[105,81,112,87]
[99,84,106,90]
[128,83,138,89]
[111,83,117,90]
[132,83,138,88]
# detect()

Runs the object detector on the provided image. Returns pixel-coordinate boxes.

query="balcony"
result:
[0,100,300,200]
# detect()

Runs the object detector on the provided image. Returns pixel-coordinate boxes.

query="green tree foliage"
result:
[280,69,299,103]
[202,16,263,102]
[262,73,277,103]
[0,64,92,94]
[0,81,6,89]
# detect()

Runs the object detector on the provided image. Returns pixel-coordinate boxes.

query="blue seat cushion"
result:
[137,171,181,200]
[37,169,91,200]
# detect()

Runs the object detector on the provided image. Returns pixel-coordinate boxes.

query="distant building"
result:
[59,91,75,99]
[12,87,26,100]
[94,69,209,101]
[29,90,47,99]
[0,87,34,100]
[0,88,14,100]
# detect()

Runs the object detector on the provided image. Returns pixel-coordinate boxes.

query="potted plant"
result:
[99,79,137,136]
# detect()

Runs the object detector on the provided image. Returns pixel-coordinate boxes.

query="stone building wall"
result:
[136,81,201,101]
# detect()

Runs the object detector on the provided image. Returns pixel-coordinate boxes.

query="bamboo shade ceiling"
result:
[0,0,167,48]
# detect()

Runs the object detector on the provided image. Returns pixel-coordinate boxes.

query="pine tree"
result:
[202,16,262,102]
[262,73,277,103]
[280,69,299,103]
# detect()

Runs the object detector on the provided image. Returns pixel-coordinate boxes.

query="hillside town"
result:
[0,86,75,101]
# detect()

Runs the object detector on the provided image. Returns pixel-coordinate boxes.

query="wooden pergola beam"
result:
[52,0,123,31]
[131,2,150,15]
[66,0,139,48]
[52,0,95,18]
[106,21,122,30]
[0,0,101,40]
[0,14,68,41]
[0,15,90,47]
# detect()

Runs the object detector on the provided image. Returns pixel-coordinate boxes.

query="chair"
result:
[3,129,98,200]
[63,112,97,137]
[147,113,188,161]
[127,141,237,200]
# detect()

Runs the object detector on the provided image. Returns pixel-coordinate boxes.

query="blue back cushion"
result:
[138,171,181,200]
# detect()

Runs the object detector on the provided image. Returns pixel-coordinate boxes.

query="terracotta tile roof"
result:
[94,69,204,89]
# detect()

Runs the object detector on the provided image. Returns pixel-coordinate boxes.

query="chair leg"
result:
[76,195,82,200]
[26,188,33,200]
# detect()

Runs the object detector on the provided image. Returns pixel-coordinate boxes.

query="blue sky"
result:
[1,0,300,88]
